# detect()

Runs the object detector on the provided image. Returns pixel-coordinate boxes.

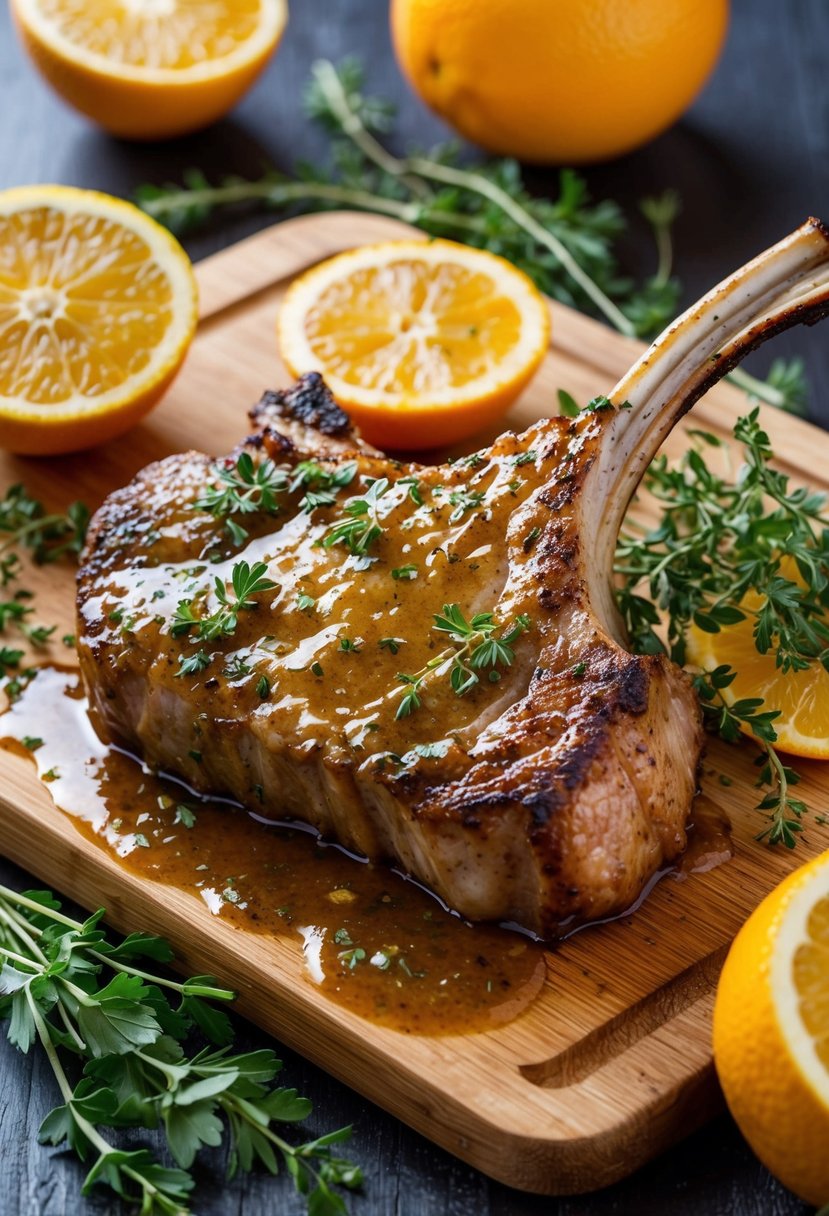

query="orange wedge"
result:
[714,850,829,1205]
[0,185,198,456]
[11,0,287,140]
[276,239,550,450]
[687,578,829,760]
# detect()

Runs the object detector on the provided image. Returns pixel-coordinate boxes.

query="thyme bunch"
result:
[615,408,829,846]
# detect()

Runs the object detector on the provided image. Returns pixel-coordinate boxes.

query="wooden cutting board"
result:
[1,211,827,1196]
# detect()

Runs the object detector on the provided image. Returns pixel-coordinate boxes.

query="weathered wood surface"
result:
[1,0,827,1211]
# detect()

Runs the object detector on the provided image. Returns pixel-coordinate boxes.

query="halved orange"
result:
[714,849,829,1205]
[276,239,550,450]
[0,185,198,456]
[11,0,287,140]
[687,578,829,760]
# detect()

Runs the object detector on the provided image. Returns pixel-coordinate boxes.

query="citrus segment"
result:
[686,579,829,759]
[0,186,198,455]
[11,0,287,139]
[714,851,829,1205]
[277,240,550,450]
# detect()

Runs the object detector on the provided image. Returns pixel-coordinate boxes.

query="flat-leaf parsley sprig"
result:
[0,883,362,1215]
[614,406,829,845]
[395,603,531,718]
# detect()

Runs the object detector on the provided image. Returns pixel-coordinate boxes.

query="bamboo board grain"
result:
[1,211,828,1195]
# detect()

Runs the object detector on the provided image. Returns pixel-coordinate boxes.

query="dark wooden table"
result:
[0,3,826,1213]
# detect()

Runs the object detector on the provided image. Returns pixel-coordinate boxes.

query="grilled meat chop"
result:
[78,220,829,938]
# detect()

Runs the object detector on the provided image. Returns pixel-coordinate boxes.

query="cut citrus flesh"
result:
[686,579,829,759]
[714,850,829,1205]
[0,185,198,455]
[11,0,287,139]
[276,239,550,450]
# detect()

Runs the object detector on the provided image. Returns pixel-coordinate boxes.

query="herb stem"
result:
[311,59,432,200]
[403,154,636,336]
[0,941,41,971]
[0,900,49,964]
[88,950,234,1001]
[0,882,82,929]
[309,57,636,335]
[26,989,184,1215]
[0,513,77,554]
[726,366,791,411]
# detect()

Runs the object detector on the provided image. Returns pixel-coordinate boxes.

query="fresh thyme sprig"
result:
[193,454,359,544]
[395,603,531,718]
[614,406,829,845]
[136,61,677,339]
[0,883,361,1214]
[0,485,89,700]
[0,483,89,565]
[173,561,278,673]
[194,452,288,544]
[321,477,389,559]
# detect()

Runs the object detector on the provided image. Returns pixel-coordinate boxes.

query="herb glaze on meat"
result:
[77,220,829,938]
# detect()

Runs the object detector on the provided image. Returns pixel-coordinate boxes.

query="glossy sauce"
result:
[1,667,546,1035]
[79,440,559,768]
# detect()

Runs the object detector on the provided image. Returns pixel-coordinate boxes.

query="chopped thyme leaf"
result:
[42,767,58,781]
[447,488,485,523]
[523,526,541,551]
[512,450,538,466]
[174,805,197,828]
[255,675,271,699]
[0,646,23,675]
[337,946,366,970]
[333,928,353,946]
[61,633,75,647]
[585,394,614,412]
[571,662,586,677]
[132,833,151,848]
[222,655,253,679]
[175,560,277,643]
[339,637,361,653]
[397,476,423,506]
[21,736,43,751]
[397,741,450,765]
[176,650,211,678]
[378,637,404,655]
[391,564,418,580]
[310,661,324,677]
[297,592,316,611]
[189,749,203,763]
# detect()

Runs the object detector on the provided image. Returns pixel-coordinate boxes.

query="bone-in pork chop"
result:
[77,220,829,938]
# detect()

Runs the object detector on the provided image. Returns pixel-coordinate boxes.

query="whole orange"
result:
[390,0,729,164]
